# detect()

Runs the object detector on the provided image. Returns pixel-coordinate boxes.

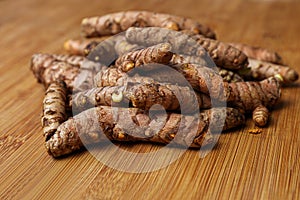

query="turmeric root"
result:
[31,53,80,90]
[81,11,216,39]
[115,43,173,72]
[195,37,249,70]
[64,39,99,56]
[227,76,282,126]
[230,42,283,64]
[171,63,227,100]
[45,106,245,157]
[246,58,298,84]
[71,82,200,113]
[51,54,86,66]
[125,27,248,70]
[41,82,67,141]
[31,53,102,92]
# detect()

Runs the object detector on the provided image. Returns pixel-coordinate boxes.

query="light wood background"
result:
[0,0,300,199]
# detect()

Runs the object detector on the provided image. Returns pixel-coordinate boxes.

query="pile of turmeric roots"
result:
[30,11,298,158]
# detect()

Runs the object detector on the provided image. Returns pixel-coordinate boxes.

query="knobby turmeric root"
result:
[230,42,283,64]
[94,66,281,126]
[115,43,173,72]
[246,58,298,84]
[71,82,201,113]
[81,11,216,39]
[31,53,103,92]
[227,76,282,126]
[41,82,67,141]
[31,53,80,90]
[125,27,248,70]
[45,106,245,157]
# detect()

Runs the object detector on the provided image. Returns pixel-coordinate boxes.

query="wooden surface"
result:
[1,0,300,199]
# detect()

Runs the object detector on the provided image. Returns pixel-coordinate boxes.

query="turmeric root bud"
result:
[252,106,269,127]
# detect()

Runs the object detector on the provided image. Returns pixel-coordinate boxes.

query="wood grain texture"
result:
[0,0,300,199]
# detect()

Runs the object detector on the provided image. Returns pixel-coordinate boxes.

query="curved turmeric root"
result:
[45,106,245,157]
[81,11,216,39]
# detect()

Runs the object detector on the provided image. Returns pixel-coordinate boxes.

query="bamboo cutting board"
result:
[0,0,300,199]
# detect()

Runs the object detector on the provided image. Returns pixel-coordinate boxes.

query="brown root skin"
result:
[30,53,103,92]
[229,42,283,64]
[125,27,213,65]
[115,43,173,72]
[45,106,244,157]
[252,106,269,127]
[125,27,248,70]
[195,38,249,70]
[31,53,80,90]
[42,82,67,140]
[170,53,216,68]
[217,68,244,83]
[71,82,201,113]
[81,11,216,39]
[247,58,298,84]
[227,76,282,126]
[64,39,96,56]
[171,63,228,101]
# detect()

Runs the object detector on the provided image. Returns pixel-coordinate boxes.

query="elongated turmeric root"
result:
[125,27,248,70]
[230,42,283,64]
[115,43,173,72]
[31,53,102,92]
[31,53,80,90]
[42,82,68,141]
[45,106,245,157]
[81,11,216,39]
[246,58,298,84]
[71,82,200,113]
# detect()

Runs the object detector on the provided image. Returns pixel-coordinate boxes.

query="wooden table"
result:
[1,0,299,199]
